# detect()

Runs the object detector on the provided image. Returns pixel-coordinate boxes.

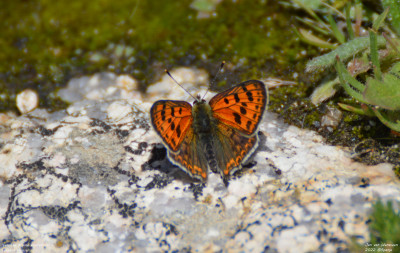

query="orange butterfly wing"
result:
[150,100,193,152]
[168,128,209,180]
[209,80,267,136]
[151,100,208,180]
[213,123,259,177]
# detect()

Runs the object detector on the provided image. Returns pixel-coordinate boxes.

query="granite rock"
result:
[0,69,399,252]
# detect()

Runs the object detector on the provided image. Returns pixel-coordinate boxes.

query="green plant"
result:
[290,0,379,104]
[334,9,400,132]
[369,200,400,246]
[291,0,400,132]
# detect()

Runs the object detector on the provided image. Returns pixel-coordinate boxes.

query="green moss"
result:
[394,165,400,178]
[0,0,310,112]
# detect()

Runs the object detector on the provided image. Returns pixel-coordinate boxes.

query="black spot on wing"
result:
[161,110,166,121]
[240,106,247,115]
[224,98,229,104]
[234,93,240,103]
[246,91,254,102]
[246,120,252,130]
[171,122,176,131]
[233,112,241,125]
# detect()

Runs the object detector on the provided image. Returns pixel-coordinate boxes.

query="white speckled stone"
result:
[277,225,320,252]
[44,152,66,167]
[0,69,399,252]
[69,222,108,251]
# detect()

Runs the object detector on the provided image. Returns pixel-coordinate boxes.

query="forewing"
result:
[168,128,208,181]
[150,100,193,152]
[213,123,259,177]
[209,80,267,136]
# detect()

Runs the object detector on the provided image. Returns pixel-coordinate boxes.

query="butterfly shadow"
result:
[145,131,276,186]
[145,143,204,184]
[232,131,281,178]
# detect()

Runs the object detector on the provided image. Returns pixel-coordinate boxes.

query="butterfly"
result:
[150,77,268,182]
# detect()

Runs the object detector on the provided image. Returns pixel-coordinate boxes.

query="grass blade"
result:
[338,103,375,116]
[372,108,400,132]
[327,14,345,43]
[345,3,355,40]
[296,28,337,49]
[373,7,390,30]
[370,30,382,81]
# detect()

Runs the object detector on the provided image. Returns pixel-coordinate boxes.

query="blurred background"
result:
[0,0,311,112]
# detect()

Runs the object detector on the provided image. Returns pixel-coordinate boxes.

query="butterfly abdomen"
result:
[200,134,218,173]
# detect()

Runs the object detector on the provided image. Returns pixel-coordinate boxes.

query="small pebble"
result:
[16,89,39,114]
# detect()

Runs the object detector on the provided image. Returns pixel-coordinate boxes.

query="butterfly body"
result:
[150,80,268,181]
[191,100,220,173]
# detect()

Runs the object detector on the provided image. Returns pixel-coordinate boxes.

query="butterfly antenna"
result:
[202,61,225,100]
[165,69,197,101]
